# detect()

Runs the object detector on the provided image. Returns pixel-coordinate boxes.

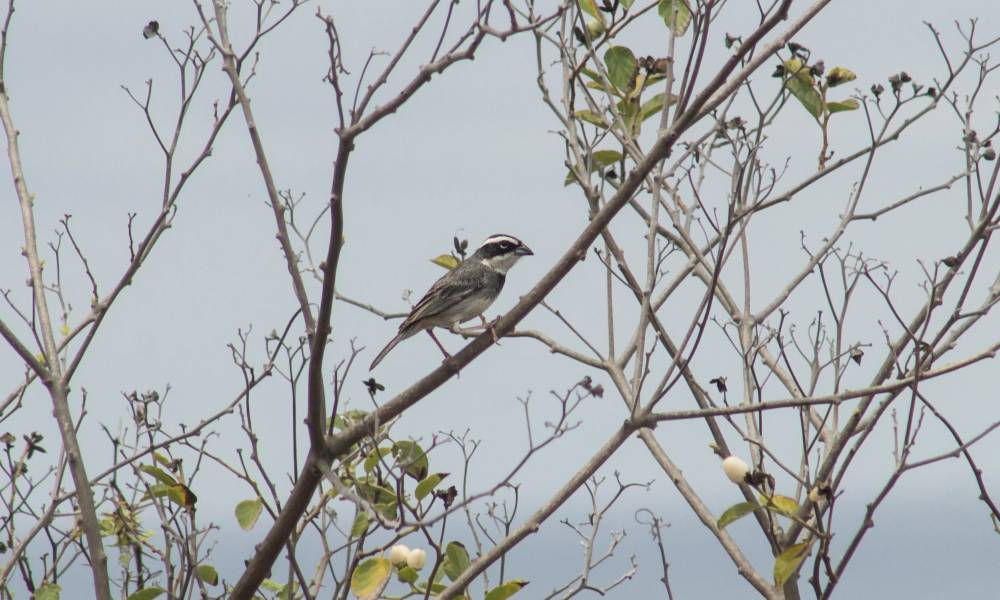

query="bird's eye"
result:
[501,242,512,250]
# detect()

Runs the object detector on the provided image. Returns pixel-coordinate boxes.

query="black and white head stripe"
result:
[478,234,524,250]
[478,234,529,255]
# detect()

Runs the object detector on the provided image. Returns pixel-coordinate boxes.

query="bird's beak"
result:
[515,245,534,256]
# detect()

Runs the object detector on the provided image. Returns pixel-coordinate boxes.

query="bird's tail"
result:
[369,331,407,370]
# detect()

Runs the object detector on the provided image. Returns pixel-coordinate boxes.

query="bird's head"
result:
[473,234,533,274]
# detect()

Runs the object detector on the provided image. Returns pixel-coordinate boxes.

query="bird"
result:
[369,234,533,370]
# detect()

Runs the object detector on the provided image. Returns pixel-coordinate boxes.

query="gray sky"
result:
[2,0,999,597]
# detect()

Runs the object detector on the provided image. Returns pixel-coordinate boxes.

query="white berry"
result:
[388,544,410,566]
[722,456,750,484]
[406,547,427,570]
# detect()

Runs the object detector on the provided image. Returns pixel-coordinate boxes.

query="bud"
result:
[388,544,410,567]
[721,456,750,484]
[406,547,427,570]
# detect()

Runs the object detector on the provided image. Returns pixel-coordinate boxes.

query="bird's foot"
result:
[442,354,461,376]
[481,315,501,345]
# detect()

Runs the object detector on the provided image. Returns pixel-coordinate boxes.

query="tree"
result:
[2,1,999,599]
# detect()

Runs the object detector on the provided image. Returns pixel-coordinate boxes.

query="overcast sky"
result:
[2,1,1000,598]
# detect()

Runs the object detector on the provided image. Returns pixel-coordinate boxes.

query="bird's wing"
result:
[401,264,482,330]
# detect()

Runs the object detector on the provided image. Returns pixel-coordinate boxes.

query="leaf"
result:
[639,93,676,122]
[397,565,419,584]
[431,254,460,270]
[195,564,219,586]
[585,80,613,93]
[415,581,448,595]
[764,494,799,517]
[564,150,622,186]
[717,501,756,529]
[126,588,165,600]
[351,511,370,538]
[235,498,264,530]
[620,0,635,8]
[59,323,70,336]
[351,557,392,600]
[826,66,857,87]
[592,150,622,168]
[363,446,392,474]
[574,110,607,127]
[783,58,823,119]
[617,97,642,136]
[355,480,396,504]
[35,583,61,600]
[603,46,638,93]
[578,0,604,24]
[393,440,429,480]
[774,542,810,588]
[443,541,470,581]
[827,98,859,114]
[657,0,692,36]
[485,579,530,600]
[375,500,399,521]
[144,483,197,509]
[261,579,285,593]
[139,465,177,487]
[415,472,448,500]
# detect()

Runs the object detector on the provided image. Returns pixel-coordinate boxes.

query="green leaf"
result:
[620,0,635,8]
[195,564,219,586]
[363,446,392,474]
[603,46,638,94]
[235,498,264,530]
[144,483,197,509]
[639,93,676,122]
[585,80,613,94]
[783,58,823,119]
[578,0,603,24]
[593,150,622,167]
[431,254,460,270]
[393,440,429,480]
[397,565,419,584]
[579,67,602,82]
[826,98,859,114]
[415,472,448,500]
[717,501,756,529]
[126,588,165,600]
[35,583,61,600]
[443,541,471,581]
[351,557,392,600]
[261,579,285,593]
[564,150,623,186]
[764,494,799,517]
[657,0,692,36]
[375,500,399,520]
[617,97,642,136]
[415,581,448,595]
[355,480,396,504]
[485,579,530,600]
[774,542,810,588]
[574,110,607,127]
[826,66,857,87]
[351,511,370,538]
[139,465,176,487]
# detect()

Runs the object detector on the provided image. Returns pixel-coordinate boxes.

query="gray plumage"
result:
[369,234,532,370]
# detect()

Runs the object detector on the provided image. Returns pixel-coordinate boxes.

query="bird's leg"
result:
[451,315,501,345]
[481,314,501,345]
[426,329,452,359]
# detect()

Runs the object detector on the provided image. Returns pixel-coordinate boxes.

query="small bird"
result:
[369,234,533,370]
